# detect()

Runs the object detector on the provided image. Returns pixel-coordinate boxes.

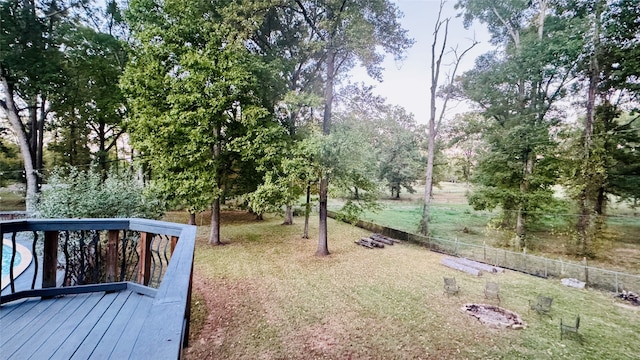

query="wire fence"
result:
[340,213,640,294]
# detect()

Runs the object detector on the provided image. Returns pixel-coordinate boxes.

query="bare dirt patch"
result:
[184,276,264,359]
[462,304,526,330]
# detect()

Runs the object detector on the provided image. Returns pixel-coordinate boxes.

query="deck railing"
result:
[0,218,196,358]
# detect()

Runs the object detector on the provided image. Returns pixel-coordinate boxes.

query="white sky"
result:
[349,0,492,124]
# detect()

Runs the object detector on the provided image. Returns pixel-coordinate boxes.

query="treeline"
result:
[1,0,639,258]
[449,0,640,257]
[0,0,419,255]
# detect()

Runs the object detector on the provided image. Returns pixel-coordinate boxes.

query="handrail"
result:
[0,218,196,359]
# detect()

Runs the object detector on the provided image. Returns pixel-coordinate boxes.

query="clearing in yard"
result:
[168,211,640,360]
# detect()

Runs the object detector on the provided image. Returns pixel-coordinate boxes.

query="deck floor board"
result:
[2,296,72,355]
[69,291,134,360]
[1,288,157,360]
[27,293,105,360]
[19,294,93,359]
[0,298,34,321]
[48,291,122,360]
[89,292,146,359]
[107,293,154,359]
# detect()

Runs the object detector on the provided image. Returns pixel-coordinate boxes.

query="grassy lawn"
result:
[0,187,26,211]
[176,211,640,359]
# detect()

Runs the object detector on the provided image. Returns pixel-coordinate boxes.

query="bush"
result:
[35,166,165,219]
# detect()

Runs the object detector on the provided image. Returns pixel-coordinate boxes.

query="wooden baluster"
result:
[138,232,153,286]
[43,231,59,288]
[106,230,120,282]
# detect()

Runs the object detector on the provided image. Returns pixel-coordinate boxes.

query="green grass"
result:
[182,212,640,359]
[0,187,26,211]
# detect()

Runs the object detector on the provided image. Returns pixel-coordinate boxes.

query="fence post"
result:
[583,257,589,286]
[615,272,619,293]
[43,231,59,288]
[544,258,548,278]
[523,247,527,272]
[454,238,458,256]
[483,241,486,262]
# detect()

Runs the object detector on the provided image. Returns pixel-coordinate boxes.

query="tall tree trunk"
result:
[188,212,196,225]
[419,1,477,235]
[303,185,311,239]
[37,99,45,188]
[419,3,447,236]
[316,34,335,256]
[317,177,329,255]
[209,198,221,245]
[209,123,222,245]
[419,132,436,235]
[516,153,533,249]
[577,2,602,256]
[1,78,38,211]
[283,205,294,225]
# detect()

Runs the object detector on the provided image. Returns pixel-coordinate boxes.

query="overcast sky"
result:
[349,0,492,124]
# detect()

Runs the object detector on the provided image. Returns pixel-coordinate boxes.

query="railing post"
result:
[43,231,59,288]
[138,232,153,286]
[183,260,193,348]
[106,230,120,282]
[171,236,179,254]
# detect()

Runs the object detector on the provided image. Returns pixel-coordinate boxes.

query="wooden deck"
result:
[1,283,156,359]
[1,219,196,360]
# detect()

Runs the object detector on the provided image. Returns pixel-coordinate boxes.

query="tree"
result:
[375,106,424,199]
[333,83,423,199]
[443,112,485,186]
[456,0,581,248]
[48,23,128,173]
[419,0,477,235]
[123,0,279,244]
[292,0,413,256]
[247,4,325,226]
[559,0,640,256]
[0,0,76,210]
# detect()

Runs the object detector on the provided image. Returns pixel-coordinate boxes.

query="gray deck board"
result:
[27,293,105,360]
[108,294,154,359]
[18,294,93,359]
[2,296,73,355]
[68,291,134,360]
[48,291,122,359]
[0,288,156,360]
[88,292,147,359]
[0,298,33,321]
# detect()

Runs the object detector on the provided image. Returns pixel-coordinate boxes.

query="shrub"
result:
[35,166,165,219]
